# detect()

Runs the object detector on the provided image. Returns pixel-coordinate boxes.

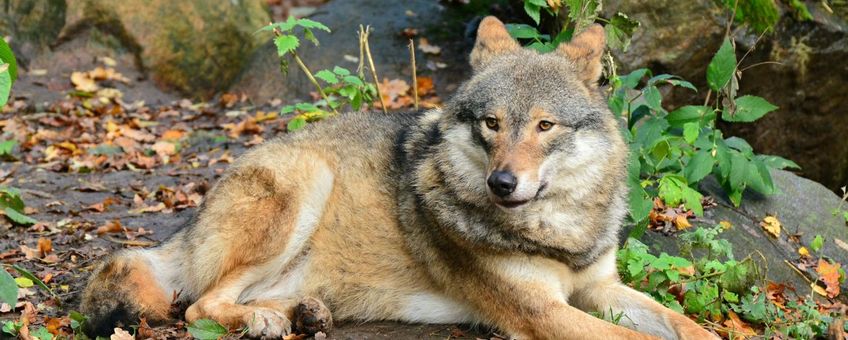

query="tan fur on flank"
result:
[80,16,718,340]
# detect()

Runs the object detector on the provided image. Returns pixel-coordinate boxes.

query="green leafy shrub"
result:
[260,17,378,131]
[619,226,838,338]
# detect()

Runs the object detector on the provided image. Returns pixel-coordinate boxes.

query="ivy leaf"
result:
[187,319,228,340]
[685,149,714,184]
[706,39,736,91]
[722,95,778,122]
[274,35,300,57]
[605,12,640,51]
[0,270,16,307]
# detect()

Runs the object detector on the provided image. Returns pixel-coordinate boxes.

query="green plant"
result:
[619,226,839,338]
[187,318,229,339]
[0,37,17,108]
[260,17,378,131]
[0,186,37,225]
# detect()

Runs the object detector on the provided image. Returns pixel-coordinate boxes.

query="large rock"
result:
[631,169,848,299]
[603,1,848,192]
[2,0,270,100]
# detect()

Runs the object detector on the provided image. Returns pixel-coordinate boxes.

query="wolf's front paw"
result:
[293,296,333,335]
[244,308,292,338]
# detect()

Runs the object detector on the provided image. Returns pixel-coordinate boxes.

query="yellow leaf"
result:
[798,246,810,257]
[760,215,781,238]
[674,214,692,230]
[719,220,733,230]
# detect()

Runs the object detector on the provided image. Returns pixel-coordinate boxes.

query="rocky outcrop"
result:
[2,0,270,99]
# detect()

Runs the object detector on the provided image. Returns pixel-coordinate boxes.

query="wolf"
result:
[80,16,717,340]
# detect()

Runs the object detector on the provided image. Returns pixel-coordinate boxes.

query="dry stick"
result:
[360,25,387,113]
[273,26,338,115]
[408,39,419,110]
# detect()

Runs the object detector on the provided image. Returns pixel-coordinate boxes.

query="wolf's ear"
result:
[557,24,605,88]
[470,16,520,70]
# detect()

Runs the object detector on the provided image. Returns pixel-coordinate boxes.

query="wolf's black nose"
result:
[488,171,517,197]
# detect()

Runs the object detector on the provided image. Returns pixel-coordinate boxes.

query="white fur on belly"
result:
[398,292,477,324]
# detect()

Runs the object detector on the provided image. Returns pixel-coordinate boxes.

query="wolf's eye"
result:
[484,117,499,131]
[538,120,555,131]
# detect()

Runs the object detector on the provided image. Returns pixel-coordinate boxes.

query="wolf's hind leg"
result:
[571,281,719,340]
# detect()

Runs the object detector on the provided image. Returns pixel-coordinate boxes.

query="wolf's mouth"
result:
[495,199,530,208]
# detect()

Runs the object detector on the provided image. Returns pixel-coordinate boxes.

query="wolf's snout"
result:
[487,170,517,197]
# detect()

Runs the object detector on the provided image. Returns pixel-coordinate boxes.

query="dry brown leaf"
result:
[816,259,842,298]
[416,76,435,96]
[37,237,52,257]
[161,129,184,141]
[760,215,781,238]
[722,310,757,339]
[96,220,123,235]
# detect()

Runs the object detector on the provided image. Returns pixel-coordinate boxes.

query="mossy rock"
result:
[60,0,270,98]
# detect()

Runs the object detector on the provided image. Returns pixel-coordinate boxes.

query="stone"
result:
[2,0,270,100]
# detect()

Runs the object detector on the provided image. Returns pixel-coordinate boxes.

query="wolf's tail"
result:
[80,231,188,337]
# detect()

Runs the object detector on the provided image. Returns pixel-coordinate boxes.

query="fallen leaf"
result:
[37,237,52,257]
[418,38,441,55]
[673,214,692,230]
[96,220,123,235]
[798,246,810,257]
[161,129,184,141]
[816,259,842,298]
[719,220,732,229]
[722,311,757,339]
[760,215,781,238]
[416,76,435,96]
[71,72,98,92]
[111,327,134,340]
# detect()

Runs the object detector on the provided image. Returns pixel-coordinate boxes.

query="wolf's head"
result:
[439,16,625,212]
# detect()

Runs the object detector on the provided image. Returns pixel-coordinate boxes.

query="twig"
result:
[408,39,419,110]
[272,26,338,115]
[783,259,814,284]
[739,61,784,72]
[359,25,387,113]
